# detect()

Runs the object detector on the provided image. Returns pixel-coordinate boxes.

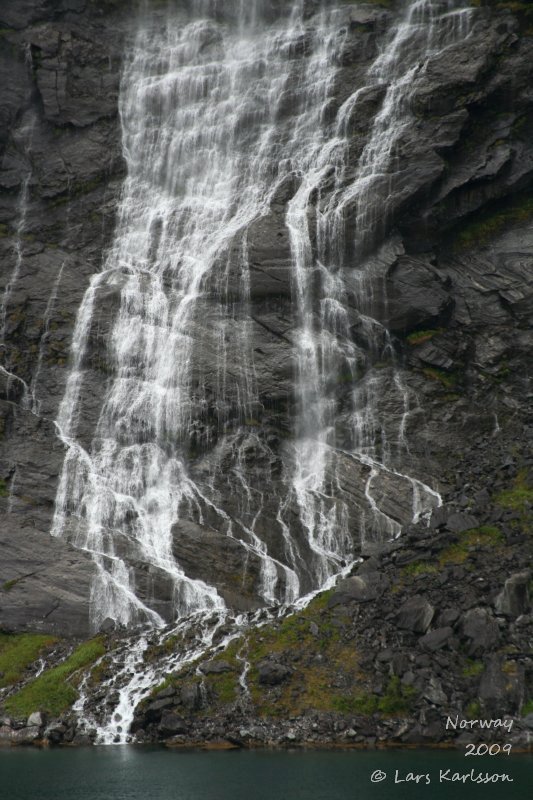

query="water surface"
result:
[1,747,531,800]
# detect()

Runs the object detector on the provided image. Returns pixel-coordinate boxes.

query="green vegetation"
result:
[466,700,482,717]
[144,587,424,722]
[522,699,533,716]
[495,470,533,536]
[439,526,504,566]
[0,633,58,689]
[422,367,457,389]
[401,562,439,578]
[0,479,8,497]
[495,470,533,512]
[462,660,484,678]
[4,638,105,717]
[333,677,416,716]
[406,329,442,347]
[2,578,22,591]
[454,194,533,250]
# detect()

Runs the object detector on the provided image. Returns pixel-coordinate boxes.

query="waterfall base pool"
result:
[1,747,531,800]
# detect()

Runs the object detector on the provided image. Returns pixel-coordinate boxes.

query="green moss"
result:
[439,526,504,566]
[0,633,58,689]
[495,470,533,512]
[466,700,482,717]
[2,578,21,591]
[378,677,416,715]
[454,194,533,250]
[522,699,533,716]
[332,692,377,715]
[205,671,238,705]
[0,223,9,237]
[402,562,439,578]
[406,329,443,346]
[5,637,105,717]
[422,367,457,389]
[462,660,484,678]
[333,677,415,717]
[0,479,8,497]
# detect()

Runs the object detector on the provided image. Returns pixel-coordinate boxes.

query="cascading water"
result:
[49,0,477,739]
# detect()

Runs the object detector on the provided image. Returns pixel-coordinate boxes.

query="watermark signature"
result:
[369,715,516,786]
[370,769,513,785]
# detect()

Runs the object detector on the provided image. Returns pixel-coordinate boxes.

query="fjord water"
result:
[1,749,532,800]
[49,0,476,738]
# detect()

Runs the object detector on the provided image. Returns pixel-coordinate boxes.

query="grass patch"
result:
[333,677,416,717]
[495,470,533,512]
[0,633,58,689]
[402,562,439,578]
[4,638,105,717]
[462,660,484,678]
[439,526,504,566]
[205,671,238,705]
[454,193,533,250]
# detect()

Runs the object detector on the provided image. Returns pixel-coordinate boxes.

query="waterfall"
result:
[50,0,475,726]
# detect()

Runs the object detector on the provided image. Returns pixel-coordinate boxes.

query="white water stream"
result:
[49,0,476,739]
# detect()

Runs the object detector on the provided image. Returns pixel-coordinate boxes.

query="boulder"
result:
[145,697,174,722]
[257,660,292,686]
[158,711,188,736]
[328,573,388,606]
[479,657,524,715]
[494,571,531,617]
[423,677,447,706]
[154,686,176,701]
[396,597,435,634]
[27,711,45,728]
[419,626,454,652]
[200,660,234,675]
[180,684,202,711]
[9,726,41,744]
[43,722,67,744]
[460,608,500,656]
[445,513,479,533]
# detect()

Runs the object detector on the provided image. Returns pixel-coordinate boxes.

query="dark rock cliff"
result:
[0,0,532,744]
[0,0,129,635]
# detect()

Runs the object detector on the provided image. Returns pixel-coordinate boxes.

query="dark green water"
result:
[0,748,531,800]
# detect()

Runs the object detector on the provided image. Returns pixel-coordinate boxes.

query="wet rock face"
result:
[0,0,532,635]
[0,0,129,635]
